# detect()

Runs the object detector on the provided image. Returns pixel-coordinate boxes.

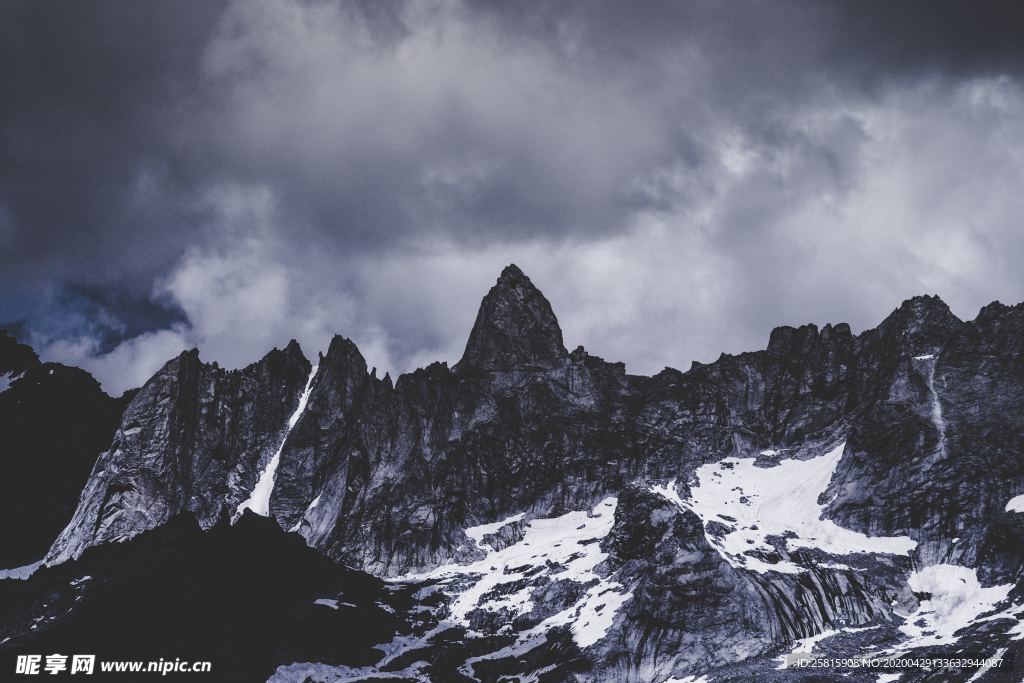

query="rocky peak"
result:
[858,294,961,360]
[952,300,1024,354]
[881,294,960,335]
[457,264,568,371]
[972,300,1024,332]
[311,335,371,414]
[321,335,368,376]
[282,338,306,362]
[766,323,820,358]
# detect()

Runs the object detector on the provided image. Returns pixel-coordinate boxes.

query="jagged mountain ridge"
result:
[46,266,1023,575]
[19,265,1024,681]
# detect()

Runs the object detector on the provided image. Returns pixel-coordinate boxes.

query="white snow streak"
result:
[289,491,324,532]
[965,647,1007,682]
[912,354,947,458]
[236,364,318,519]
[652,442,916,574]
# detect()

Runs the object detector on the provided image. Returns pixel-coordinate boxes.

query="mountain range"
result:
[2,264,1024,682]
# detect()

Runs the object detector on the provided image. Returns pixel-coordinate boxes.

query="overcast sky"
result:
[3,0,1024,393]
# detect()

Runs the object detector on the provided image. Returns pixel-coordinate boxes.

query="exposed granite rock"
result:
[45,341,311,564]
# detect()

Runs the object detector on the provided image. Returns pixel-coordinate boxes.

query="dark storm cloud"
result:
[0,1,227,284]
[2,0,1024,391]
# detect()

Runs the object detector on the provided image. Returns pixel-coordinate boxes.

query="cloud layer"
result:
[3,0,1024,392]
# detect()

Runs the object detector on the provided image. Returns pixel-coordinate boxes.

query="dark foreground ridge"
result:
[0,513,408,682]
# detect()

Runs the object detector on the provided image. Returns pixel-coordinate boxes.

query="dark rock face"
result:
[21,268,1024,681]
[825,299,1024,577]
[458,263,569,371]
[0,331,127,568]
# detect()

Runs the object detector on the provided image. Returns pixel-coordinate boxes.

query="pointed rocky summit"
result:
[457,264,568,371]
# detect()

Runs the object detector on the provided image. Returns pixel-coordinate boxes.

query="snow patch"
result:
[397,498,630,651]
[899,565,1012,648]
[1005,495,1024,513]
[539,578,634,648]
[236,365,319,519]
[314,598,338,609]
[653,442,916,574]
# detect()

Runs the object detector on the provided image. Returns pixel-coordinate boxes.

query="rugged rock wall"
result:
[46,342,311,564]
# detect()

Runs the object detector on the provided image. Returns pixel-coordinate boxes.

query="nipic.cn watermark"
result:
[15,655,212,676]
